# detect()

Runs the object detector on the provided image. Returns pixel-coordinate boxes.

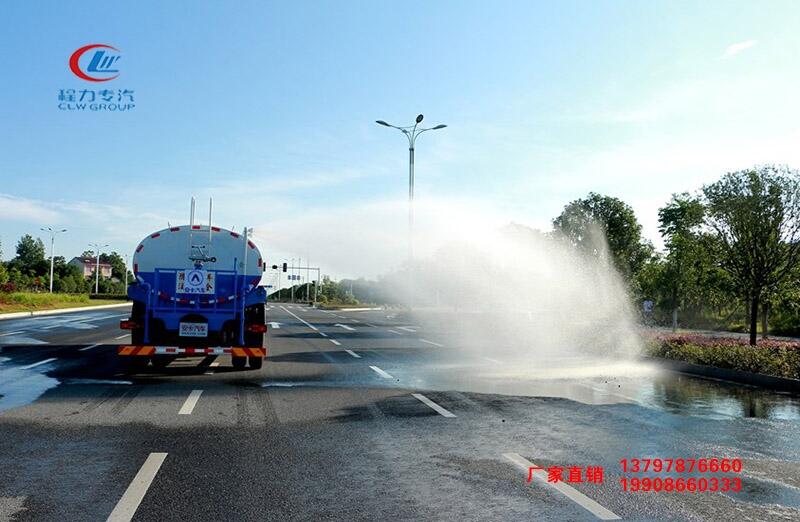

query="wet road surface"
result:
[0,304,799,521]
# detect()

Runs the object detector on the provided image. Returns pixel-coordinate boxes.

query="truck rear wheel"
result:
[249,356,263,369]
[232,356,247,369]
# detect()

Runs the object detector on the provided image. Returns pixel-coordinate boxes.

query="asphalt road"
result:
[1,304,799,521]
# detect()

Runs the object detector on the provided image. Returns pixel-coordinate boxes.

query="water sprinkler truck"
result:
[118,200,267,371]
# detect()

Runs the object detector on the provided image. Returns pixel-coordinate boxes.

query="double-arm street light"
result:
[41,227,67,293]
[376,114,447,308]
[89,243,109,294]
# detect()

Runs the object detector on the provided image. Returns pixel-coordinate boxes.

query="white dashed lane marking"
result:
[329,339,341,346]
[345,350,361,358]
[21,358,57,370]
[280,306,318,331]
[107,452,168,522]
[419,339,444,347]
[503,453,621,520]
[412,393,456,417]
[178,390,203,415]
[369,366,394,379]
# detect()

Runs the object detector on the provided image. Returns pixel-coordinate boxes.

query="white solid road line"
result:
[345,349,361,358]
[419,338,444,347]
[502,453,621,520]
[334,323,356,331]
[369,365,394,379]
[21,358,57,370]
[115,334,129,340]
[412,393,456,417]
[106,452,168,522]
[80,343,101,351]
[178,389,203,415]
[0,331,23,337]
[281,306,318,331]
[329,339,342,346]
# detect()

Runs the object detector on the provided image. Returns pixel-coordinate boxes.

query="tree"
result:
[100,252,126,281]
[703,165,800,345]
[553,192,651,278]
[12,234,47,276]
[658,193,705,329]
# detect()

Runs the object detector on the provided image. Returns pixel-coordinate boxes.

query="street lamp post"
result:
[376,114,447,309]
[41,227,67,293]
[89,243,109,294]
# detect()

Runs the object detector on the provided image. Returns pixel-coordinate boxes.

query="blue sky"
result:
[2,1,800,278]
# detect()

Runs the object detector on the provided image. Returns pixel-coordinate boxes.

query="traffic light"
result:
[282,262,288,272]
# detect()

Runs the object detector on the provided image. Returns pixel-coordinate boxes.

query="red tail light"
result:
[120,320,138,330]
[246,324,267,333]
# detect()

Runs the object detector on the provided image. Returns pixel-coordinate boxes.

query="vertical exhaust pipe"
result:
[208,198,213,244]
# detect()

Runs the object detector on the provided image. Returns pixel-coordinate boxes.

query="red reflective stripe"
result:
[170,227,180,232]
[248,240,255,249]
[136,244,144,252]
[133,263,138,273]
[150,232,161,238]
[211,226,221,232]
[192,225,201,230]
[230,231,240,238]
[257,258,262,267]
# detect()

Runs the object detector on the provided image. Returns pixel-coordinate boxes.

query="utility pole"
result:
[89,243,108,294]
[291,258,295,303]
[41,227,67,293]
[376,114,447,310]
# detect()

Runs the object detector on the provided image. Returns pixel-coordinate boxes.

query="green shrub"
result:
[646,335,800,379]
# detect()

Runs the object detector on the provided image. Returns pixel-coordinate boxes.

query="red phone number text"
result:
[620,476,742,493]
[620,458,742,474]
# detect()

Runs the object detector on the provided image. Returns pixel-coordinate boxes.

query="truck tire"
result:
[232,356,247,369]
[249,356,263,369]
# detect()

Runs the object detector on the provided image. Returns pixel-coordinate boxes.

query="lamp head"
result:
[415,114,424,124]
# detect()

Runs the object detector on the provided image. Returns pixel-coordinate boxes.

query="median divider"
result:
[0,302,131,321]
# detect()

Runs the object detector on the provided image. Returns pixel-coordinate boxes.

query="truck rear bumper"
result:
[118,346,266,358]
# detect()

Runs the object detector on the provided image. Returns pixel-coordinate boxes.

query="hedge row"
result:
[646,334,800,380]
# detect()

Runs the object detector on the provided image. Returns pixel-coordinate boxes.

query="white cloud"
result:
[0,193,61,224]
[722,39,757,59]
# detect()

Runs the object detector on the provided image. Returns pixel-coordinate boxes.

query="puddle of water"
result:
[394,355,800,421]
[0,357,60,413]
[65,379,132,385]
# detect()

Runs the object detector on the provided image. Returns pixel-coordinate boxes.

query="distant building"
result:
[69,257,113,279]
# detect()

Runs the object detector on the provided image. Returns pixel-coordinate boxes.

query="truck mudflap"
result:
[118,346,266,357]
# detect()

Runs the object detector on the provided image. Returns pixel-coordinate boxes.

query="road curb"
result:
[0,302,131,321]
[318,306,383,312]
[646,356,800,392]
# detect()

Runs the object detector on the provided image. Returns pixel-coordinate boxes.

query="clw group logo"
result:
[59,43,135,112]
[69,44,121,82]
